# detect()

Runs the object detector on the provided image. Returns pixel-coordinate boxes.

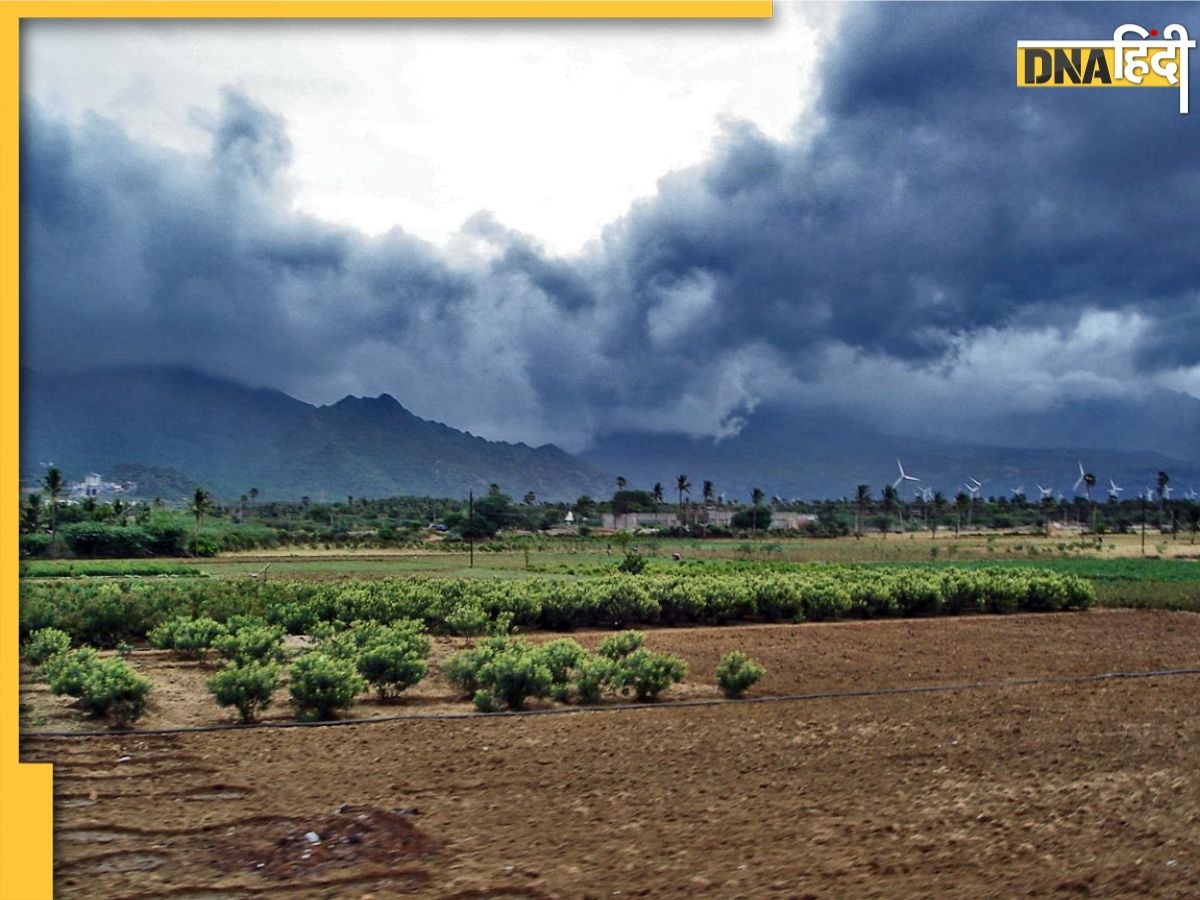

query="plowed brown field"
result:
[21,610,1200,898]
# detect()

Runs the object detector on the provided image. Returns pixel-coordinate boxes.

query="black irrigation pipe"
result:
[23,666,1200,741]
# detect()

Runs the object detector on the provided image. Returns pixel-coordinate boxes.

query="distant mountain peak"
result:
[330,392,406,411]
[20,366,610,501]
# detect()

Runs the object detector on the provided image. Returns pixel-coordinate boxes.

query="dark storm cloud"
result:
[602,2,1198,371]
[21,88,469,394]
[20,4,1200,448]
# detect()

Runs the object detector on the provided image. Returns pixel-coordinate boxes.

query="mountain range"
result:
[20,368,609,502]
[20,367,1199,503]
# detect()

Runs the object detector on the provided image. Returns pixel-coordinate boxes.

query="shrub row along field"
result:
[20,565,1093,649]
[24,618,762,726]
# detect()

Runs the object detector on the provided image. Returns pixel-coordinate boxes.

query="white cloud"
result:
[24,5,837,255]
[788,310,1157,428]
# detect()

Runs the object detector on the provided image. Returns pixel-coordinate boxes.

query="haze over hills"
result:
[20,368,610,502]
[582,403,1199,503]
[19,368,1199,504]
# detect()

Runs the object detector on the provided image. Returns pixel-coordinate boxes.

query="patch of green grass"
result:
[19,560,203,578]
[1092,582,1200,612]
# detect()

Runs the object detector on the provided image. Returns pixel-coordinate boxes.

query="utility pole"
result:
[468,490,475,569]
[1141,494,1146,557]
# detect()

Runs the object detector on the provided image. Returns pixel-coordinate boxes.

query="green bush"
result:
[472,688,500,712]
[269,600,320,635]
[715,651,765,699]
[477,645,552,710]
[537,638,588,688]
[611,648,687,701]
[800,581,851,621]
[73,582,160,649]
[617,553,647,575]
[189,534,220,557]
[597,630,645,661]
[573,655,617,704]
[288,652,365,720]
[19,534,51,559]
[207,662,282,723]
[77,657,152,726]
[1062,575,1094,610]
[147,616,188,651]
[165,617,228,660]
[45,648,101,696]
[21,627,72,665]
[442,636,514,698]
[444,601,488,638]
[213,625,287,665]
[356,644,428,700]
[894,573,942,616]
[595,578,659,627]
[320,619,429,660]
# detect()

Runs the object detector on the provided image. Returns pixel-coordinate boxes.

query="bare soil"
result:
[21,610,1200,898]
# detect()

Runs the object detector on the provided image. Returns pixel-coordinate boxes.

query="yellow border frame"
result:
[0,2,770,897]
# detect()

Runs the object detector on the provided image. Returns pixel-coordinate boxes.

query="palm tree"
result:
[675,474,691,526]
[702,480,714,507]
[248,486,259,508]
[1083,472,1097,531]
[616,475,627,492]
[190,487,212,557]
[751,487,766,532]
[23,492,43,533]
[44,467,63,558]
[1157,470,1172,538]
[651,482,664,511]
[880,484,897,538]
[523,491,536,506]
[931,491,947,539]
[855,485,871,537]
[955,490,969,538]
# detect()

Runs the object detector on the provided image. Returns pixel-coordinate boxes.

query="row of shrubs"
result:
[20,521,280,559]
[19,566,1095,649]
[23,620,766,726]
[23,628,152,726]
[445,630,692,710]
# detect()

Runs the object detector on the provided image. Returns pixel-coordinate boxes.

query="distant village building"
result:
[68,473,136,501]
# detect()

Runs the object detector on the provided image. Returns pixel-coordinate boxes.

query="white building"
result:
[68,473,135,500]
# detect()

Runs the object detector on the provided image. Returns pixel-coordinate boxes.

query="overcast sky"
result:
[20,3,1200,450]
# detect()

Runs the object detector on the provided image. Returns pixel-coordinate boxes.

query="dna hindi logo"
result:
[1017,24,1195,114]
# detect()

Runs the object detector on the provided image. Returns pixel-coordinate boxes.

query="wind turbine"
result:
[1108,478,1124,499]
[892,459,921,490]
[962,479,982,528]
[1073,460,1097,500]
[1010,485,1025,499]
[1187,486,1198,501]
[1037,483,1054,500]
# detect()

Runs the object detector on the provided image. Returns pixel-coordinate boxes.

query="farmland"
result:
[17,535,1200,897]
